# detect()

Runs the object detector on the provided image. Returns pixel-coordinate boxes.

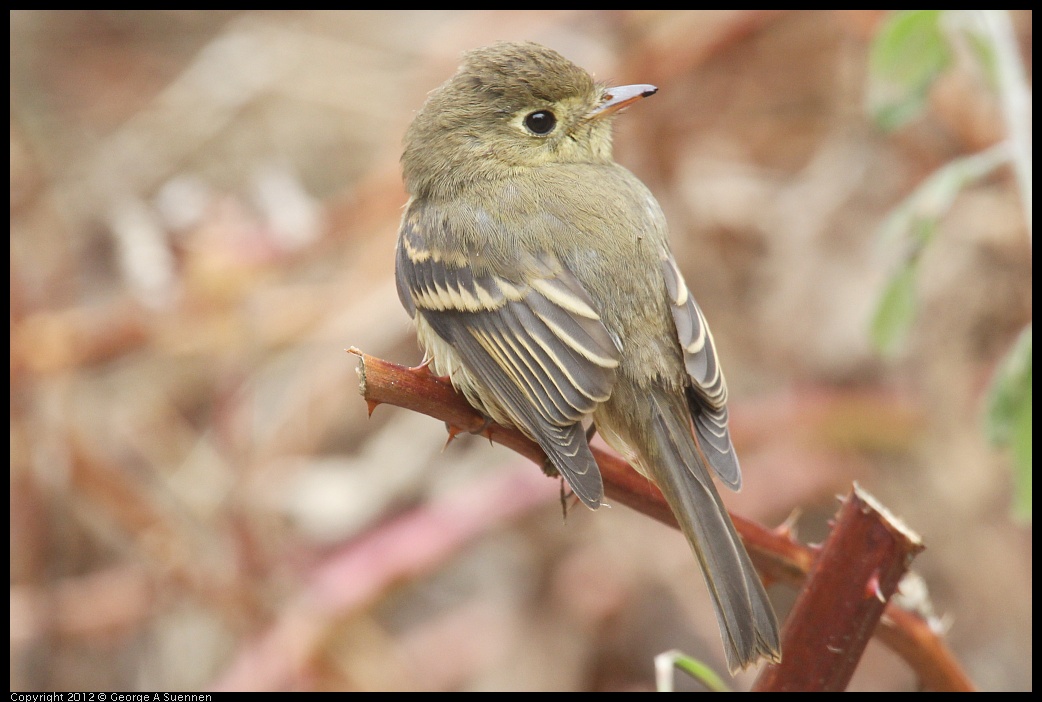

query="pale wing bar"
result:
[659,249,742,490]
[397,215,621,507]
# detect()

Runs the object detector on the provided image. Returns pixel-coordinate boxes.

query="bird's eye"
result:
[523,110,557,135]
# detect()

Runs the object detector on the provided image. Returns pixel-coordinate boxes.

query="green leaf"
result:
[654,649,731,692]
[984,323,1032,521]
[867,10,952,130]
[870,145,1010,356]
[870,260,919,356]
[1011,386,1031,520]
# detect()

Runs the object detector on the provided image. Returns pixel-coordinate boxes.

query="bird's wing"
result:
[396,201,622,507]
[659,248,742,490]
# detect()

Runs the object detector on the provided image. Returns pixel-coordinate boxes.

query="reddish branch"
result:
[752,485,924,691]
[349,348,975,691]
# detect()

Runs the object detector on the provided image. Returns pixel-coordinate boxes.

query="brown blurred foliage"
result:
[10,10,1031,691]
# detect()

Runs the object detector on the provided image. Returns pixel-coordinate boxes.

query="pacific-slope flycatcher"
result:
[395,41,780,672]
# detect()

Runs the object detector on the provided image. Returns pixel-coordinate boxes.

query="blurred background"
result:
[9,10,1031,691]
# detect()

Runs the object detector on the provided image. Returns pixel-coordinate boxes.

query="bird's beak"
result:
[586,84,658,120]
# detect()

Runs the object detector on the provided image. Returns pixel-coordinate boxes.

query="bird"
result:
[394,41,780,672]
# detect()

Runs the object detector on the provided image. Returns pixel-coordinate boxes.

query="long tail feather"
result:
[647,389,781,673]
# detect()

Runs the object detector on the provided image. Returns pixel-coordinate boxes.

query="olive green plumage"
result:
[395,41,780,673]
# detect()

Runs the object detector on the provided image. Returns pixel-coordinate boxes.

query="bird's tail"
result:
[646,387,781,673]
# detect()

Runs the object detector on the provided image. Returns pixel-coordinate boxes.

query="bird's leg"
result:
[443,414,493,450]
